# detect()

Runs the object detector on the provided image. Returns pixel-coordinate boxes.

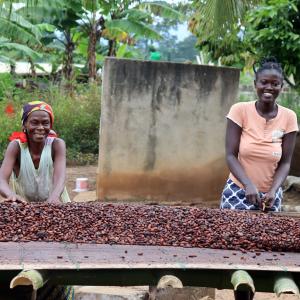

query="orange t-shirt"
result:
[227,101,298,192]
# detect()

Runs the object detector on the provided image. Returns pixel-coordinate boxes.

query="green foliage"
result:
[0,38,41,61]
[190,0,300,91]
[0,5,43,63]
[138,1,185,21]
[189,0,258,68]
[0,73,15,100]
[238,88,300,121]
[0,0,185,81]
[106,19,162,40]
[189,0,260,40]
[0,7,42,47]
[51,84,100,159]
[116,43,143,59]
[19,0,83,31]
[194,23,249,67]
[239,71,254,86]
[0,100,21,160]
[245,0,300,89]
[278,92,300,119]
[0,83,100,165]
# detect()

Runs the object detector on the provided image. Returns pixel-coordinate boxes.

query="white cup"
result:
[73,178,89,192]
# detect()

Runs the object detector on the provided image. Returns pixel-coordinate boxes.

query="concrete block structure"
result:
[97,58,240,205]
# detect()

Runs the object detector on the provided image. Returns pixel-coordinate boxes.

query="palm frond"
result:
[0,41,41,60]
[18,1,82,29]
[82,0,100,12]
[106,19,161,40]
[0,54,14,64]
[138,1,185,21]
[120,8,153,22]
[2,7,42,39]
[193,0,261,37]
[0,17,41,47]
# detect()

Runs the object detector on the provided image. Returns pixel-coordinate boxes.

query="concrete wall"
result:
[97,58,240,205]
[290,133,300,177]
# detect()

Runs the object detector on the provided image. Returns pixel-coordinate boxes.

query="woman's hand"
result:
[245,183,262,208]
[5,193,26,203]
[47,197,61,205]
[261,190,276,211]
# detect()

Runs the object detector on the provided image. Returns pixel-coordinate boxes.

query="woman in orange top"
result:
[221,58,298,212]
[221,58,298,300]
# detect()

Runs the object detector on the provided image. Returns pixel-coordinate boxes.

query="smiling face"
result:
[24,110,51,143]
[254,69,283,104]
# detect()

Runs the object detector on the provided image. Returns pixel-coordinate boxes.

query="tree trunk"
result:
[10,64,16,76]
[62,30,75,82]
[88,25,97,82]
[87,15,104,82]
[29,58,36,78]
[108,39,116,57]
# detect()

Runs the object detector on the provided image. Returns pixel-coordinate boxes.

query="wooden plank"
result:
[273,211,300,218]
[0,242,299,272]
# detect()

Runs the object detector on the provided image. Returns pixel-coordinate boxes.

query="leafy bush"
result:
[239,71,254,86]
[0,101,22,161]
[51,83,100,164]
[0,73,15,100]
[278,92,300,120]
[0,83,100,165]
[238,88,300,120]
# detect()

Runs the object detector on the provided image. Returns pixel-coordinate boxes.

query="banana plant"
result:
[80,0,183,80]
[0,2,42,65]
[17,0,85,81]
[9,0,183,81]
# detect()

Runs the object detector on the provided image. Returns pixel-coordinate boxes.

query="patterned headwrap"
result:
[9,101,56,143]
[21,101,54,127]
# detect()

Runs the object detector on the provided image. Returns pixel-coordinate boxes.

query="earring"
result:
[23,129,26,133]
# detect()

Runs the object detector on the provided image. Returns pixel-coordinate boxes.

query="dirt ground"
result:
[66,165,98,201]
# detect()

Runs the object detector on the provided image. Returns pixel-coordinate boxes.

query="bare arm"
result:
[263,131,297,207]
[226,119,261,206]
[47,138,67,204]
[0,141,24,201]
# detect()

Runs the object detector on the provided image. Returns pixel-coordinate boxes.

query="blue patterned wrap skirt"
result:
[220,179,282,212]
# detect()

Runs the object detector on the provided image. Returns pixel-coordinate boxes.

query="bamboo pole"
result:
[157,275,183,289]
[231,270,255,293]
[273,273,299,296]
[10,269,48,290]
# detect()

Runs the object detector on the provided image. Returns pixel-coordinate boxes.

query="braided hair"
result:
[253,57,284,81]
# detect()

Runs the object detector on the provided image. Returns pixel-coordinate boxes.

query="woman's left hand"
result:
[261,190,276,211]
[47,198,61,205]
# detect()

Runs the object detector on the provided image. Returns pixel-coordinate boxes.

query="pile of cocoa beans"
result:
[0,201,299,252]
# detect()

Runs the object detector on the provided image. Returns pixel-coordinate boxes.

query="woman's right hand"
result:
[5,193,26,203]
[245,183,261,207]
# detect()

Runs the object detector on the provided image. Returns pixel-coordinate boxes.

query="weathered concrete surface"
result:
[97,58,240,204]
[290,133,300,177]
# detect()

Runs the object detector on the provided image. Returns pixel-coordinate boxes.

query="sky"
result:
[166,0,192,42]
[171,23,191,42]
